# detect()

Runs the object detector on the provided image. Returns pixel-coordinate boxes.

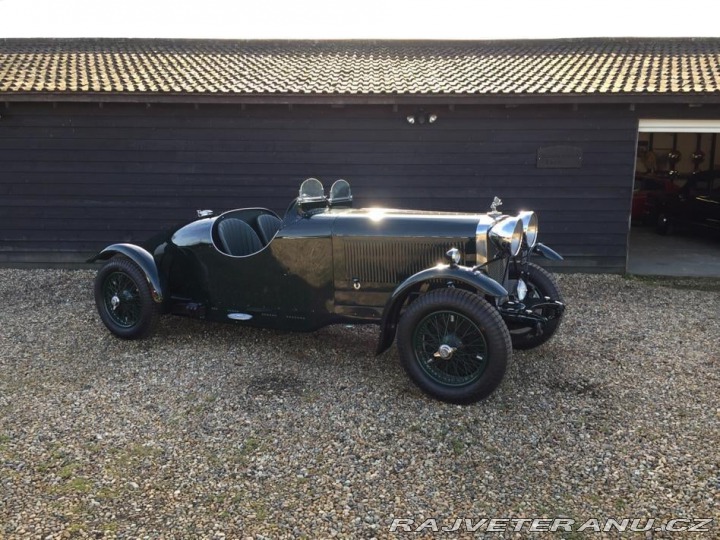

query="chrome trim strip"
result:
[228,313,253,321]
[475,215,500,266]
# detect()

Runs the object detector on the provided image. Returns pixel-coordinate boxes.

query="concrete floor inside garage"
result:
[626,224,720,277]
[629,127,720,277]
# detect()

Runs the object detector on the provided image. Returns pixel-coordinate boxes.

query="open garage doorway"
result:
[627,119,720,276]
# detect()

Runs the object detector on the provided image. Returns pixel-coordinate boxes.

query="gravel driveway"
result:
[1,269,718,539]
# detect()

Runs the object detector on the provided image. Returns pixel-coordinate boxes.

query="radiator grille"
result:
[344,239,464,283]
[485,258,508,284]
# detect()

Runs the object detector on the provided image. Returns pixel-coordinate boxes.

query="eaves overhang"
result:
[3,91,720,107]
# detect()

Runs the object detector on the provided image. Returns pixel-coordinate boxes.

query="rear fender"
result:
[88,243,164,303]
[375,265,508,355]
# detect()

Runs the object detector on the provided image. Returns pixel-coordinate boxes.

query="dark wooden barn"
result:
[2,38,720,272]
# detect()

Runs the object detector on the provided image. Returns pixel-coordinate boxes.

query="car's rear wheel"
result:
[508,262,563,350]
[94,256,160,339]
[397,288,511,404]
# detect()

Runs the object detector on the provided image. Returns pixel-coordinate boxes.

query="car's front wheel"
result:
[508,262,564,350]
[397,288,511,404]
[94,256,160,339]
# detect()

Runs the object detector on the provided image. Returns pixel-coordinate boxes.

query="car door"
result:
[267,216,335,329]
[206,244,286,318]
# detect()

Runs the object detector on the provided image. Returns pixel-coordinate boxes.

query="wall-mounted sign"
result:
[537,146,583,169]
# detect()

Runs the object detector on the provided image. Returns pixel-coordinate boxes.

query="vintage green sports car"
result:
[90,179,565,404]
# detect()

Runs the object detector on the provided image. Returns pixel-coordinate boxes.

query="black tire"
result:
[396,288,511,404]
[94,256,160,339]
[508,262,563,350]
[655,213,672,235]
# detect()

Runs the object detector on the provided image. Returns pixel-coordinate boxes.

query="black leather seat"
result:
[255,214,282,245]
[217,218,263,256]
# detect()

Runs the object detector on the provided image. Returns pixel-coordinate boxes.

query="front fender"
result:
[375,264,508,355]
[532,243,563,261]
[87,243,164,303]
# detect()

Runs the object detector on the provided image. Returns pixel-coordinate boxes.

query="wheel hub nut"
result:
[434,344,456,360]
[111,295,120,310]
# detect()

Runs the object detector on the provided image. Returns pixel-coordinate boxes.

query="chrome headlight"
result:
[489,217,523,257]
[518,211,539,248]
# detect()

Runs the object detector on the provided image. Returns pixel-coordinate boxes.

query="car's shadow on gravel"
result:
[146,314,408,401]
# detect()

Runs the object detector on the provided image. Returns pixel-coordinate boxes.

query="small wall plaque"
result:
[537,146,583,169]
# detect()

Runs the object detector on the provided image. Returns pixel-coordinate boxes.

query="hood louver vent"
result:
[344,239,464,284]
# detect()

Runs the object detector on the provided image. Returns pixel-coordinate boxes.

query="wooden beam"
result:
[710,133,717,170]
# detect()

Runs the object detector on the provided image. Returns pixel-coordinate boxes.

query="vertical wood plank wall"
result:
[0,102,640,272]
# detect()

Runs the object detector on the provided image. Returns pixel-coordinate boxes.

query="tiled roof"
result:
[1,38,719,102]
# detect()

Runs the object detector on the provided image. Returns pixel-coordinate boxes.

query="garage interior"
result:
[627,120,720,277]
